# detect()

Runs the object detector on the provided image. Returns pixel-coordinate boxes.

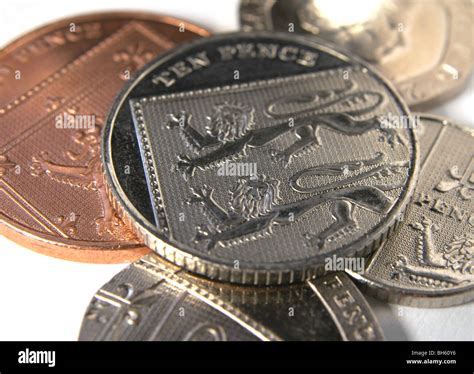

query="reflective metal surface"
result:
[0,12,210,263]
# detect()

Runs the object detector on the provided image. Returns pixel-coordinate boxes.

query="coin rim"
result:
[102,31,420,285]
[0,10,210,51]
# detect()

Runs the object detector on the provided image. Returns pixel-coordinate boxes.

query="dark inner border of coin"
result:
[104,32,418,277]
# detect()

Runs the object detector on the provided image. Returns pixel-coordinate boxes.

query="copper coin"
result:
[0,12,210,263]
[240,0,474,109]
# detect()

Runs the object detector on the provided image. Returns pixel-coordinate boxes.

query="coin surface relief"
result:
[102,32,418,285]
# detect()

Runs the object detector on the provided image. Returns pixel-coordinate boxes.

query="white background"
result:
[0,0,473,341]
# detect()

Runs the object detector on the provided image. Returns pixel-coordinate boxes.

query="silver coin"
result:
[79,254,384,341]
[349,115,473,307]
[102,32,418,285]
[239,0,474,110]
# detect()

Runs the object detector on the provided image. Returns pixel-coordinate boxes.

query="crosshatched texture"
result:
[0,13,209,263]
[349,115,473,307]
[103,33,418,284]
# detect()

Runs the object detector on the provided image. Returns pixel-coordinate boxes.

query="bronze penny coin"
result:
[240,0,474,109]
[0,12,210,263]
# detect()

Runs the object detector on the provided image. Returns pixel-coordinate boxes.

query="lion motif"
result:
[188,171,396,250]
[229,176,281,220]
[206,102,255,144]
[166,82,396,180]
[29,122,134,238]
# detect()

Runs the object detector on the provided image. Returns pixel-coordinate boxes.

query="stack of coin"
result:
[0,1,472,341]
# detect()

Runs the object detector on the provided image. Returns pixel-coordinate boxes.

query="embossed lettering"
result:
[217,43,318,67]
[13,23,102,63]
[152,52,210,87]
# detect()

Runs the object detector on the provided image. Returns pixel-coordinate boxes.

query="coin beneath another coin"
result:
[103,32,418,285]
[0,12,209,263]
[79,253,384,341]
[240,0,474,109]
[349,115,473,307]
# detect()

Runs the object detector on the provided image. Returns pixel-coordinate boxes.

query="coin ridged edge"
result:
[349,270,474,308]
[0,10,210,52]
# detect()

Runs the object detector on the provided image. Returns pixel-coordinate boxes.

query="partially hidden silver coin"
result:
[349,115,473,307]
[79,254,384,341]
[239,0,474,110]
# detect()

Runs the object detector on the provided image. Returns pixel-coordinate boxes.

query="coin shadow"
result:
[364,295,409,341]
